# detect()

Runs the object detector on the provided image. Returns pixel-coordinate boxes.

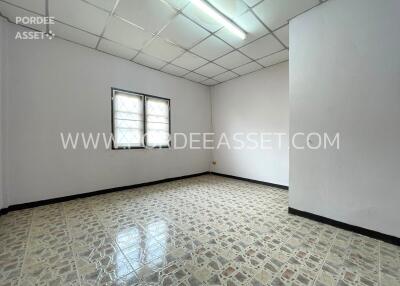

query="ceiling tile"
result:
[85,0,117,12]
[208,0,248,19]
[214,51,251,70]
[184,72,208,83]
[115,0,175,34]
[215,11,269,48]
[213,71,238,82]
[182,3,222,32]
[52,21,99,48]
[191,36,233,60]
[253,0,319,30]
[202,79,219,86]
[172,52,208,70]
[98,38,138,60]
[239,34,283,59]
[4,0,45,14]
[232,61,263,75]
[195,63,226,78]
[161,64,189,77]
[159,14,209,49]
[274,24,289,47]
[241,0,263,7]
[103,17,153,50]
[0,2,45,31]
[50,0,109,35]
[257,49,288,67]
[134,53,166,69]
[143,37,184,62]
[162,0,190,10]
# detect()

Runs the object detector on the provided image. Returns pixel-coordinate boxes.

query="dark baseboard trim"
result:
[288,207,400,246]
[4,173,397,246]
[0,172,209,216]
[210,172,289,190]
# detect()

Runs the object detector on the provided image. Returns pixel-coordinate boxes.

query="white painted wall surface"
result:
[0,18,5,209]
[289,0,400,237]
[3,23,212,206]
[211,62,289,186]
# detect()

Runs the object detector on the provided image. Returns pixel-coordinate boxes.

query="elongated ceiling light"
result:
[190,0,246,40]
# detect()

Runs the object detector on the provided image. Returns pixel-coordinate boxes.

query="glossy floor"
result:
[0,175,399,286]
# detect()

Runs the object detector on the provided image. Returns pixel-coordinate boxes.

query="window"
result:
[112,90,144,148]
[112,88,170,149]
[145,96,170,148]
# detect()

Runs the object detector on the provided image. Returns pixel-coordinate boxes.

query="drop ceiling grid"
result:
[99,0,285,83]
[93,0,120,50]
[0,0,326,86]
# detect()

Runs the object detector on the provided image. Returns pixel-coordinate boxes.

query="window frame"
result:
[111,87,171,150]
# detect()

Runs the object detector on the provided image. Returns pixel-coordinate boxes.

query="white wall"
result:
[0,17,5,209]
[2,23,211,206]
[211,62,289,186]
[289,0,400,237]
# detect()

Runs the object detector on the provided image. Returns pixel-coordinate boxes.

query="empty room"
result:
[0,0,399,285]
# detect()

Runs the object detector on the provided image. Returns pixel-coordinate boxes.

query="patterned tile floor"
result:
[0,175,399,286]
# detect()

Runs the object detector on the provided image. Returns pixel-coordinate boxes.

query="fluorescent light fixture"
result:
[190,0,246,40]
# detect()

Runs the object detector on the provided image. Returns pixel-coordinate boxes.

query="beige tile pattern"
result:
[0,175,399,285]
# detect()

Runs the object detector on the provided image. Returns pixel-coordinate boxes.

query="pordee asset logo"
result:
[14,16,55,40]
[15,30,55,40]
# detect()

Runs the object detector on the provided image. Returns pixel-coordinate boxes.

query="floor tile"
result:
[0,175,398,285]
